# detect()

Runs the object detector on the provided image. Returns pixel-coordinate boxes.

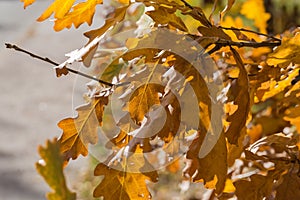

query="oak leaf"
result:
[185,132,227,194]
[20,0,35,8]
[53,0,103,31]
[256,69,299,102]
[284,106,300,133]
[37,0,76,21]
[240,0,270,33]
[234,174,273,200]
[225,47,250,144]
[275,172,300,200]
[36,138,76,200]
[221,0,236,17]
[128,84,162,124]
[57,5,128,69]
[93,162,158,199]
[146,6,188,31]
[267,33,300,68]
[58,97,108,162]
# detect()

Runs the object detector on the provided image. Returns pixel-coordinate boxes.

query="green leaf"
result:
[36,138,76,200]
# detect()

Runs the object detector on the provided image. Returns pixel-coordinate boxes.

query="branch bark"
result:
[5,43,114,87]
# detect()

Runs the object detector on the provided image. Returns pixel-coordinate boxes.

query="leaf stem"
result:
[5,43,114,87]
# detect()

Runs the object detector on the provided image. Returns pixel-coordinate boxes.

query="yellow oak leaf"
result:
[54,0,103,31]
[267,33,300,68]
[146,6,188,31]
[118,0,130,4]
[223,179,236,193]
[58,97,108,163]
[221,16,261,42]
[37,0,76,21]
[240,0,270,33]
[128,84,162,124]
[20,0,35,8]
[256,69,299,102]
[36,138,76,200]
[93,163,158,200]
[284,106,300,133]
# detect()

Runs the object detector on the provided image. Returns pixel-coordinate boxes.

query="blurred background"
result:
[0,0,300,200]
[0,1,88,200]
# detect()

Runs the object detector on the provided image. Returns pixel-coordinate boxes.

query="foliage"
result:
[16,0,300,199]
[36,138,76,200]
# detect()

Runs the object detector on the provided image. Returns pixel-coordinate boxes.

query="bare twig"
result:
[5,43,114,87]
[218,26,281,42]
[203,37,281,54]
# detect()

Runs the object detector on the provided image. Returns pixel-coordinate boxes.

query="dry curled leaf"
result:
[225,47,250,144]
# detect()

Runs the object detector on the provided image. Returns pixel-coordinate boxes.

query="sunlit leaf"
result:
[53,0,103,31]
[37,0,76,21]
[20,0,35,8]
[146,6,188,31]
[220,0,235,18]
[93,162,158,199]
[240,0,270,33]
[284,106,300,133]
[58,97,108,162]
[185,132,227,194]
[36,138,76,200]
[256,69,299,102]
[128,84,162,124]
[267,33,300,68]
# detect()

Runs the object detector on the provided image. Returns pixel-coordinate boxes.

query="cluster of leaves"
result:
[20,0,300,199]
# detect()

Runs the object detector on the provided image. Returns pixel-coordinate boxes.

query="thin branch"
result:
[215,38,281,48]
[179,0,194,10]
[5,43,114,87]
[218,26,281,42]
[203,37,281,54]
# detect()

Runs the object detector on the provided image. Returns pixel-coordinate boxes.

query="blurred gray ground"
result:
[0,1,90,200]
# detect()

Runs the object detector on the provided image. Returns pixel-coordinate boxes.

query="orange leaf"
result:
[185,132,227,194]
[284,106,300,133]
[128,84,162,124]
[37,0,76,21]
[58,97,108,162]
[93,163,158,199]
[240,0,270,33]
[54,0,103,31]
[146,6,188,31]
[20,0,35,8]
[267,33,300,68]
